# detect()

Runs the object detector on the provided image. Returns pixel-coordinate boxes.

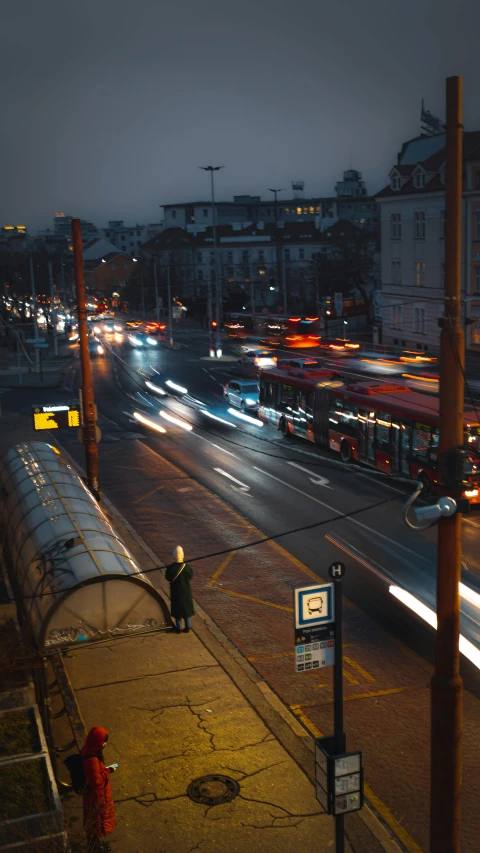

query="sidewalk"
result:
[0,356,73,389]
[0,413,394,853]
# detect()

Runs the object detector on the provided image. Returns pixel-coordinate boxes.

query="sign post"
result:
[294,563,364,852]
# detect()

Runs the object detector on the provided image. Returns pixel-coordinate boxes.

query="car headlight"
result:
[245,398,257,406]
[97,345,104,354]
[146,337,158,345]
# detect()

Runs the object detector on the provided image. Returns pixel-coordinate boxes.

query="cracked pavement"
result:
[58,629,342,853]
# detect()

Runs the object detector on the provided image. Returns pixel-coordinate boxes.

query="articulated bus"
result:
[258,365,480,502]
[224,313,322,347]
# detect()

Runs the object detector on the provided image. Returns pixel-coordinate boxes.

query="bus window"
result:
[259,378,266,403]
[306,392,314,431]
[430,428,439,461]
[391,419,411,474]
[281,383,294,408]
[333,399,357,438]
[358,409,375,462]
[376,412,391,453]
[412,422,432,463]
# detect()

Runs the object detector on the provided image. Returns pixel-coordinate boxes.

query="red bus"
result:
[258,365,480,502]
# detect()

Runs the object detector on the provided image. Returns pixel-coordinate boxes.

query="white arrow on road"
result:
[214,468,251,495]
[287,461,332,489]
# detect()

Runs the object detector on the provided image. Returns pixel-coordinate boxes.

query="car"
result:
[145,321,166,335]
[237,349,277,375]
[125,320,142,329]
[127,332,158,347]
[223,380,259,410]
[279,358,322,370]
[101,321,116,334]
[88,338,105,357]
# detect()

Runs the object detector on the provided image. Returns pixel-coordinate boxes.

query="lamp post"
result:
[200,165,224,356]
[268,188,284,313]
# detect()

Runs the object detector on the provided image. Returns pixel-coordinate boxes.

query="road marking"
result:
[288,705,422,853]
[193,433,239,458]
[287,460,332,488]
[344,655,375,682]
[213,587,294,612]
[464,517,480,529]
[342,668,360,685]
[214,467,251,494]
[253,466,419,559]
[207,550,237,588]
[132,485,164,505]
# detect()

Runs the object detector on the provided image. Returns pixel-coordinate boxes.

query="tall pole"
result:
[207,278,214,357]
[167,264,173,346]
[268,189,283,312]
[200,165,224,355]
[153,260,160,322]
[333,575,346,853]
[61,260,67,309]
[48,262,58,356]
[29,257,40,371]
[71,217,100,502]
[430,76,464,853]
[249,263,256,313]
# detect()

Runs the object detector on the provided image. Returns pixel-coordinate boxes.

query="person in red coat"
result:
[81,726,116,853]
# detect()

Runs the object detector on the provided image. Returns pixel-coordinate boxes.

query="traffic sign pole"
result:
[330,563,346,853]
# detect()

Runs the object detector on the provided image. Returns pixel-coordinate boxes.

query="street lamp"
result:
[200,165,224,357]
[268,189,285,314]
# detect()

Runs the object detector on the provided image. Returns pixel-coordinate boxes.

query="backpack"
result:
[64,752,96,794]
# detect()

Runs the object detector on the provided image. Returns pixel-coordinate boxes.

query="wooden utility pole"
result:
[71,218,100,502]
[430,75,464,853]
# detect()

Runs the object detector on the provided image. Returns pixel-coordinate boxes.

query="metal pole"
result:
[153,260,160,322]
[281,250,288,315]
[249,263,256,313]
[61,261,67,310]
[29,257,40,371]
[17,334,22,385]
[430,76,464,853]
[210,170,222,355]
[207,278,214,357]
[48,262,58,356]
[333,576,346,853]
[167,264,173,346]
[71,217,100,502]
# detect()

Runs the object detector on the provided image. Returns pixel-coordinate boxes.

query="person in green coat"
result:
[165,546,195,633]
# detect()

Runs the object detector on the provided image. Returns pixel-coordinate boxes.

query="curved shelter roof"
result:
[0,442,169,649]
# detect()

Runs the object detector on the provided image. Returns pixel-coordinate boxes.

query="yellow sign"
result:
[32,402,82,431]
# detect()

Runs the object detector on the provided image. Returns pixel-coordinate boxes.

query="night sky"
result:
[1,0,479,231]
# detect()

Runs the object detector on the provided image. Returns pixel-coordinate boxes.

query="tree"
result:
[309,228,377,321]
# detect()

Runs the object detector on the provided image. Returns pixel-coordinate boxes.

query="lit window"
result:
[414,211,426,239]
[285,207,290,214]
[309,206,315,214]
[415,261,425,286]
[303,207,308,215]
[297,207,302,215]
[315,206,320,213]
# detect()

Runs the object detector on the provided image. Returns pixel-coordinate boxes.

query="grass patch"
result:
[0,760,53,821]
[0,708,40,757]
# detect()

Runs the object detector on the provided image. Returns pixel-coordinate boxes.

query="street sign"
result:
[32,402,81,431]
[294,583,335,672]
[328,561,346,580]
[315,737,364,815]
[26,338,46,344]
[32,342,49,349]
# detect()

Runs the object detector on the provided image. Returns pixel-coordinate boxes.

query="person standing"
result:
[81,726,116,853]
[165,545,195,633]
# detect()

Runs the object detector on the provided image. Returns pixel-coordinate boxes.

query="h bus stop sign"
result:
[294,583,335,672]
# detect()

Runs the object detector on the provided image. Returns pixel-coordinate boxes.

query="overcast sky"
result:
[1,0,479,232]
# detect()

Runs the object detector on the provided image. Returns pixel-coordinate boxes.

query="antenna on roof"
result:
[421,99,444,137]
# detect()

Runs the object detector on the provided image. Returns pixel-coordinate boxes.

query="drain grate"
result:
[187,774,240,806]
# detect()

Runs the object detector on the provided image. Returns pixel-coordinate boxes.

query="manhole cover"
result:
[187,774,240,806]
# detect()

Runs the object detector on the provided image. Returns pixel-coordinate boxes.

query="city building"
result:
[142,219,374,320]
[53,213,99,248]
[161,172,378,233]
[83,252,135,294]
[0,225,30,252]
[376,130,480,352]
[100,221,164,255]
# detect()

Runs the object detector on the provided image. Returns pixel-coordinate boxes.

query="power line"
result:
[4,492,400,606]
